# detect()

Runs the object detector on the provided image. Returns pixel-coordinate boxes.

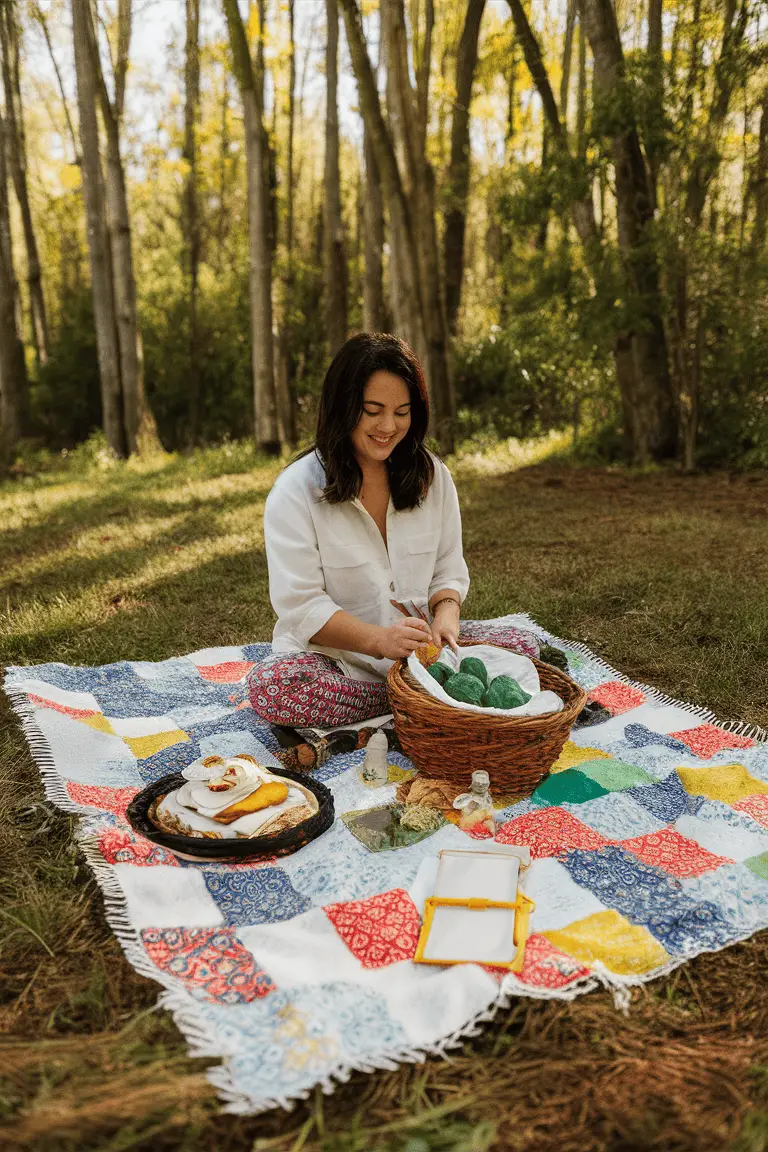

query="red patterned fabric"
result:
[588,681,646,716]
[482,934,591,988]
[669,723,755,760]
[197,661,255,683]
[28,693,99,720]
[324,888,421,969]
[249,651,389,728]
[66,781,138,817]
[496,807,609,858]
[734,794,768,828]
[619,827,732,878]
[141,926,276,1003]
[99,823,179,867]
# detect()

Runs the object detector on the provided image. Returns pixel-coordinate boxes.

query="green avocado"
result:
[485,675,532,710]
[444,672,486,706]
[427,661,452,685]
[458,656,489,688]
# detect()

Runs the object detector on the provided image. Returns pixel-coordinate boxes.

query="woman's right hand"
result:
[377,618,433,660]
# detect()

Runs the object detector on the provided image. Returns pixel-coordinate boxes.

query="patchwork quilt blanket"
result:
[5,614,768,1114]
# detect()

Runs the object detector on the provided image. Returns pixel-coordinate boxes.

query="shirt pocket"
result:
[405,530,440,589]
[321,542,378,610]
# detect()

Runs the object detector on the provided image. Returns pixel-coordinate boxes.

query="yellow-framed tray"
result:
[413,848,535,972]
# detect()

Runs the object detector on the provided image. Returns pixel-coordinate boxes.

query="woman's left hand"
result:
[431,600,461,653]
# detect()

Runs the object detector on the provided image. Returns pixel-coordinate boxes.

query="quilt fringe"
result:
[5,620,768,1118]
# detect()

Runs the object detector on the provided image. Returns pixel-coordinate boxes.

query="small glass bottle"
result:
[360,730,390,787]
[453,769,496,834]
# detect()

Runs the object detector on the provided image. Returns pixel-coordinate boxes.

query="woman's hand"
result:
[377,617,433,660]
[431,599,461,653]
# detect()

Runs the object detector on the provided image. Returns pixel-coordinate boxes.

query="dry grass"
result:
[1,444,768,1152]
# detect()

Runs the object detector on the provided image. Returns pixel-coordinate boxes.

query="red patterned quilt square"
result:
[669,723,755,760]
[66,782,139,817]
[141,926,275,1003]
[496,808,609,858]
[99,823,179,867]
[482,934,591,989]
[324,888,421,969]
[734,794,768,828]
[197,661,255,683]
[588,681,646,716]
[619,827,732,877]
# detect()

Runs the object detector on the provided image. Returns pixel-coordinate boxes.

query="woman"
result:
[248,333,539,737]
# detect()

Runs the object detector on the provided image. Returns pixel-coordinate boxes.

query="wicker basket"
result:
[387,644,587,796]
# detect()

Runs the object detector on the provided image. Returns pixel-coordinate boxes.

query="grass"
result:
[1,441,768,1152]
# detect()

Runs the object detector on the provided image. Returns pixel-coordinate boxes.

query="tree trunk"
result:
[0,106,23,463]
[0,0,48,370]
[363,124,387,331]
[576,18,587,159]
[88,0,158,455]
[324,0,347,356]
[578,0,675,463]
[275,0,297,447]
[71,0,125,457]
[184,0,202,447]
[443,0,485,338]
[750,86,768,255]
[380,0,455,451]
[339,0,422,343]
[645,0,663,205]
[223,0,280,453]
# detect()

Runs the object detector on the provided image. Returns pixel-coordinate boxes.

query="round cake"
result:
[150,753,318,840]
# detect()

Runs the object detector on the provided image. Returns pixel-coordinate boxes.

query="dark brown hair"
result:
[308,332,435,510]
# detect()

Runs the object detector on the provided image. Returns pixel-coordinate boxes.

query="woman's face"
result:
[349,370,412,466]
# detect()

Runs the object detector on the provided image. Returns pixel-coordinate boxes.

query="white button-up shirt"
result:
[263,450,470,681]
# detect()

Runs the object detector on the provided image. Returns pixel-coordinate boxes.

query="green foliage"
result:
[30,286,101,449]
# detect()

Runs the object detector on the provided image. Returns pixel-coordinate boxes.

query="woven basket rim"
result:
[387,647,586,729]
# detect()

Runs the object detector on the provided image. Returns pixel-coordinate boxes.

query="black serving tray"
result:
[126,767,334,862]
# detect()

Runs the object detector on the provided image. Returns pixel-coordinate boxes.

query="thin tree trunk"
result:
[578,0,675,463]
[381,0,455,450]
[88,0,158,454]
[646,0,663,204]
[0,1,48,369]
[363,123,387,330]
[217,69,230,269]
[0,106,23,463]
[276,0,297,447]
[71,0,125,457]
[184,0,202,447]
[443,0,485,339]
[339,0,422,346]
[576,18,587,159]
[223,0,280,453]
[750,86,768,255]
[324,0,347,356]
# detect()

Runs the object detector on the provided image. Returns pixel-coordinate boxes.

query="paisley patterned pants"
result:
[248,623,540,729]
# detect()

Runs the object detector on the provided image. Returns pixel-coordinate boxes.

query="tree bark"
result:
[183,0,202,447]
[223,0,280,453]
[578,0,675,463]
[88,0,158,454]
[0,0,48,369]
[380,0,455,450]
[324,0,347,356]
[71,0,125,457]
[750,86,768,255]
[339,0,422,343]
[443,0,485,338]
[0,106,23,463]
[363,122,387,331]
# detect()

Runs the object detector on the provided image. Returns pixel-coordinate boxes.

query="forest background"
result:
[0,0,766,474]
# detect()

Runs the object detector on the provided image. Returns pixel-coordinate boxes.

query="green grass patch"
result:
[1,443,768,1151]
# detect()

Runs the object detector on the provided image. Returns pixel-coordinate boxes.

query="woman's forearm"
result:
[309,611,385,659]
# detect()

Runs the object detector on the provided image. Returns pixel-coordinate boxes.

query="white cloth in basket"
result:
[407,644,564,718]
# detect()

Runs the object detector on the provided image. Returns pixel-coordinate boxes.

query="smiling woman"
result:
[247,332,540,733]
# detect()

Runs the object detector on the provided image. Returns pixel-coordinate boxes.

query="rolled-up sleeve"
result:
[428,461,470,603]
[263,478,342,647]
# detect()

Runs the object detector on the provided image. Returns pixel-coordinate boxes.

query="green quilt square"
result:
[576,758,655,792]
[531,769,609,807]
